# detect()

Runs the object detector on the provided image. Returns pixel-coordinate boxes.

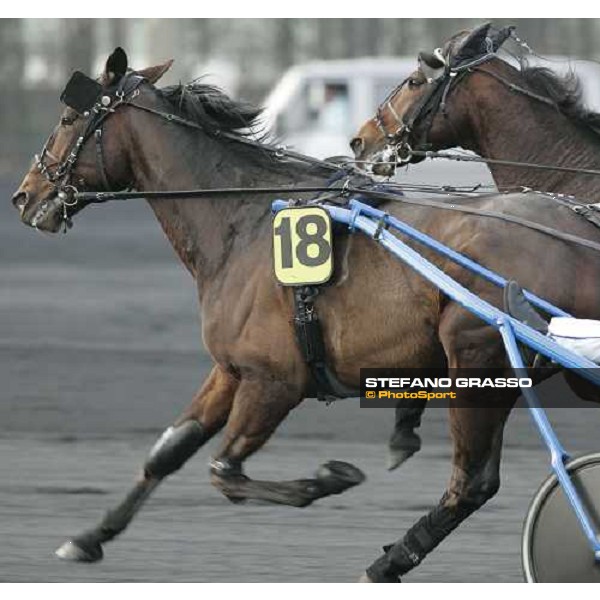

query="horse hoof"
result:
[315,461,366,490]
[388,430,421,471]
[55,539,103,563]
[387,447,419,471]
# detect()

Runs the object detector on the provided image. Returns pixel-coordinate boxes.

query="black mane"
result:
[159,81,265,139]
[156,79,353,182]
[518,61,600,137]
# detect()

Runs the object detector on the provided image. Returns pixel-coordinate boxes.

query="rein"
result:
[405,149,600,178]
[74,183,600,255]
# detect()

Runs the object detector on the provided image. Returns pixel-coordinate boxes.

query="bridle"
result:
[371,29,564,167]
[372,51,501,164]
[33,71,147,228]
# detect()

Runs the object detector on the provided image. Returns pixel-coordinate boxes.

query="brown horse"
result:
[351,22,600,469]
[12,48,600,582]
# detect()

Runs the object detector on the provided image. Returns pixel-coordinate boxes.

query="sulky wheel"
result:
[522,452,600,582]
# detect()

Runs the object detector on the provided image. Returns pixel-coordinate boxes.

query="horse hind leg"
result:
[363,392,514,582]
[387,398,426,470]
[210,378,365,508]
[55,364,238,563]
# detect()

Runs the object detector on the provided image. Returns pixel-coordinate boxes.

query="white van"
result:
[262,58,417,159]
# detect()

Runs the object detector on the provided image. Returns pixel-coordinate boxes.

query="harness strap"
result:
[293,286,359,401]
[572,203,600,229]
[124,100,342,173]
[76,184,600,254]
[472,66,559,108]
[363,188,600,252]
[94,129,111,191]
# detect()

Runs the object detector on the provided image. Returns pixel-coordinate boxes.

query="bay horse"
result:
[351,22,600,469]
[12,47,600,582]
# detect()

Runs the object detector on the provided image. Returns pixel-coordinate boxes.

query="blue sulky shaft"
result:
[272,197,600,557]
[500,320,600,557]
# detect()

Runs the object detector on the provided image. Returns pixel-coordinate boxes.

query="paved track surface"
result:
[1,179,598,582]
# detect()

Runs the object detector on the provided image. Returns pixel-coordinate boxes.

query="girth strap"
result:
[293,286,359,402]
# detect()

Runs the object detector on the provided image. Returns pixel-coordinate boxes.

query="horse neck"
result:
[126,110,321,287]
[456,68,600,198]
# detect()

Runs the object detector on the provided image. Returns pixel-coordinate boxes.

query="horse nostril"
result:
[12,191,29,211]
[350,137,365,156]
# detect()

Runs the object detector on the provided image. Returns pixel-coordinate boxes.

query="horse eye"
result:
[408,78,423,89]
[60,116,76,126]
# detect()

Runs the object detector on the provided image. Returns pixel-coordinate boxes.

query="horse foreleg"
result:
[364,395,513,582]
[210,378,365,508]
[55,364,238,563]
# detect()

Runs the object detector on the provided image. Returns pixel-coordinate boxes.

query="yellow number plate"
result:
[273,206,333,286]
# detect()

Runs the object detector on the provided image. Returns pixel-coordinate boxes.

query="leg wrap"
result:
[366,498,477,582]
[144,420,206,479]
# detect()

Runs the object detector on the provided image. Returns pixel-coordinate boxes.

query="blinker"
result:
[60,71,103,114]
[418,48,447,83]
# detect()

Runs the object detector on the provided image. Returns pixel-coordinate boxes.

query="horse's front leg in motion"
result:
[55,364,238,563]
[363,395,513,582]
[210,378,365,508]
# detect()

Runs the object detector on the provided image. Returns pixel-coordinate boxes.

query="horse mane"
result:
[517,60,600,138]
[159,80,266,140]
[441,28,600,140]
[156,79,349,181]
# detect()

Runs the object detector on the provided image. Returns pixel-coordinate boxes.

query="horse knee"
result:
[144,420,207,479]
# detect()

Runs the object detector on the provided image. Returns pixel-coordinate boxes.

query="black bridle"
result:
[372,51,504,163]
[32,71,147,228]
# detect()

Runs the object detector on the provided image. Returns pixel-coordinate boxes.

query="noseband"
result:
[34,71,146,226]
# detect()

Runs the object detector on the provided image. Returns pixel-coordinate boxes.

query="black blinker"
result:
[60,71,103,114]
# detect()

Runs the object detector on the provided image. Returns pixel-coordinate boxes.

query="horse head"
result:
[350,22,514,176]
[11,48,173,232]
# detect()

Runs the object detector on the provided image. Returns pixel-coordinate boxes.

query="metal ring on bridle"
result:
[58,185,80,207]
[395,142,413,163]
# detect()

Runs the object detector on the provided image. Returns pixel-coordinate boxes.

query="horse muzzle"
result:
[19,192,65,232]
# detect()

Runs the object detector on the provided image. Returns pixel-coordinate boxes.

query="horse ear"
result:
[135,59,174,85]
[104,47,128,84]
[451,22,493,64]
